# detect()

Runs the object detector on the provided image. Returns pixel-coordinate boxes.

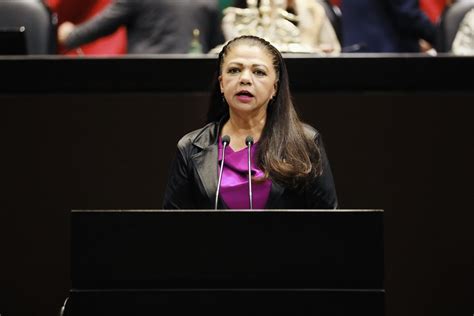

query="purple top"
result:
[218,138,272,209]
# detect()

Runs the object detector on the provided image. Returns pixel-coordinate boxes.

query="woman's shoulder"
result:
[177,121,217,150]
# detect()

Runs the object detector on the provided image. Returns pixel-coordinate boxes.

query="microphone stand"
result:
[215,135,230,210]
[245,136,254,210]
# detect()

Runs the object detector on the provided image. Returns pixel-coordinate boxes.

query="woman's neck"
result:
[222,110,266,150]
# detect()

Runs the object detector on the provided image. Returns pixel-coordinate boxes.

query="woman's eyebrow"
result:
[227,62,269,70]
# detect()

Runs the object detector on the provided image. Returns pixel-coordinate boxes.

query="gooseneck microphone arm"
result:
[215,135,231,210]
[245,136,254,210]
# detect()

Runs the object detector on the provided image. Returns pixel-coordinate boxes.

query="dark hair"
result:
[208,35,321,187]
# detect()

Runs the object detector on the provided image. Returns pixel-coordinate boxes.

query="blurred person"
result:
[57,0,224,54]
[47,0,126,55]
[451,7,474,54]
[163,35,337,209]
[341,0,437,52]
[222,0,341,54]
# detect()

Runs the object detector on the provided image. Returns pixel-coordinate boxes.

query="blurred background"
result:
[1,1,474,316]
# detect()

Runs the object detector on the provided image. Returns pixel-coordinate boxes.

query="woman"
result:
[163,35,337,209]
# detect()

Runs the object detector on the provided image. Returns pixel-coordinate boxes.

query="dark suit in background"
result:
[64,0,224,53]
[341,0,437,52]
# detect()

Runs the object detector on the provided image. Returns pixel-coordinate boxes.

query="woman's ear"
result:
[219,75,224,92]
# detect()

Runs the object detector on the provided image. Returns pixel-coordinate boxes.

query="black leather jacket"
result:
[163,121,338,209]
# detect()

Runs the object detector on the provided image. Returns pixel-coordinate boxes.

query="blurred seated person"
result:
[57,0,224,54]
[163,35,338,209]
[341,0,438,52]
[221,0,341,54]
[47,0,126,55]
[451,7,474,55]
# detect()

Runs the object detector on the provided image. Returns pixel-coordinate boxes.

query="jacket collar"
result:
[191,120,220,150]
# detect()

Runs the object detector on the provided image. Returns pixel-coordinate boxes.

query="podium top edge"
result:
[71,209,384,213]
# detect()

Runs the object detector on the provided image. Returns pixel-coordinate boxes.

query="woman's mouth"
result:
[236,90,254,103]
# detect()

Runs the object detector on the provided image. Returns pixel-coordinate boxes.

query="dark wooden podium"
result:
[66,210,384,316]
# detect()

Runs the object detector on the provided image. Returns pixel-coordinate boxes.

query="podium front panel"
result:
[71,210,383,290]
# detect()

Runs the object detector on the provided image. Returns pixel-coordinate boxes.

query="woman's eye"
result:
[254,69,266,76]
[228,68,240,74]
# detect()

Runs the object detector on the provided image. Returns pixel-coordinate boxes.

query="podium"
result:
[66,210,384,315]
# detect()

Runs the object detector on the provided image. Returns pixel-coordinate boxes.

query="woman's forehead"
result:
[223,44,274,66]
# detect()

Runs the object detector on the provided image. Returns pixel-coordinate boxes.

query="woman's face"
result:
[219,44,277,118]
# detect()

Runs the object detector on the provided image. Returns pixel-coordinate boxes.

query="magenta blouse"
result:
[218,138,272,209]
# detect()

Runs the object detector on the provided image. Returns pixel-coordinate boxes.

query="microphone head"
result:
[222,135,231,145]
[245,135,254,145]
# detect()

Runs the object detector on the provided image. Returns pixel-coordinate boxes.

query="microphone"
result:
[245,136,254,210]
[215,135,231,210]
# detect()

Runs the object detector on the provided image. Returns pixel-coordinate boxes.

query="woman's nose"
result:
[239,69,252,85]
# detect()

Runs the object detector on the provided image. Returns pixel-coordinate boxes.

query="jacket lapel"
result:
[190,121,222,208]
[192,145,218,206]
